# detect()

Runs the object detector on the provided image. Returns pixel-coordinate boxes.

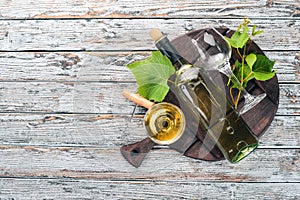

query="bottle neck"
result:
[155,36,189,70]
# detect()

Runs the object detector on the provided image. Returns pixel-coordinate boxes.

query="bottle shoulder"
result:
[176,64,203,85]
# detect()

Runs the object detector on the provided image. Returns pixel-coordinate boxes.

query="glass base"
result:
[240,93,267,115]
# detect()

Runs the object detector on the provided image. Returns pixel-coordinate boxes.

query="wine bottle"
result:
[150,29,259,163]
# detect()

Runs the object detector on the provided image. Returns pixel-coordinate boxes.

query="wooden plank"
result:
[0,114,298,147]
[0,51,138,82]
[278,84,300,115]
[0,82,298,115]
[262,116,300,146]
[0,146,299,182]
[0,81,136,114]
[0,179,299,200]
[0,51,299,82]
[0,114,146,147]
[0,1,297,198]
[0,19,299,51]
[0,0,298,19]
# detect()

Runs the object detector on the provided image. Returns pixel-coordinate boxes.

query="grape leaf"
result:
[231,54,276,88]
[252,54,276,81]
[126,51,175,102]
[252,25,264,36]
[253,71,276,81]
[245,53,257,69]
[225,25,249,48]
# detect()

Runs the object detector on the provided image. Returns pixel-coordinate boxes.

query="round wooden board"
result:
[164,28,280,161]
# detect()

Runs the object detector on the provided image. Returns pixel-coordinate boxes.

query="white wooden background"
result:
[0,0,299,199]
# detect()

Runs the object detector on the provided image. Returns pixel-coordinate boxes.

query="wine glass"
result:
[191,27,266,115]
[120,91,187,167]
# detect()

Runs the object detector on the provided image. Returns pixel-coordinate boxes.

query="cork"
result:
[122,90,155,109]
[149,28,164,42]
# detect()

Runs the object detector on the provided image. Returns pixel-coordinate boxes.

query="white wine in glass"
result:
[144,102,186,145]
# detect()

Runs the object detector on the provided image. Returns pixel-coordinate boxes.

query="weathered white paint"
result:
[0,0,299,199]
[0,51,298,82]
[0,82,298,114]
[0,114,298,147]
[0,19,298,51]
[0,0,298,19]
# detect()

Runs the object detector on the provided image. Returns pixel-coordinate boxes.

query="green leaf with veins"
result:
[231,54,276,88]
[252,54,276,81]
[246,53,257,69]
[126,51,175,102]
[225,25,249,48]
[253,71,276,81]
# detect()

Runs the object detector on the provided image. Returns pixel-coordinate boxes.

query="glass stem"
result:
[218,60,249,96]
[218,60,266,114]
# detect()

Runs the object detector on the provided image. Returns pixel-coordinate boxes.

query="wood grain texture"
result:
[0,146,299,182]
[0,0,299,19]
[0,82,298,115]
[0,0,299,198]
[0,114,298,147]
[0,19,299,51]
[0,51,299,82]
[0,179,299,200]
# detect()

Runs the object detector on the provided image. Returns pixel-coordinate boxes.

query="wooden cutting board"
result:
[121,28,279,167]
[167,27,279,161]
